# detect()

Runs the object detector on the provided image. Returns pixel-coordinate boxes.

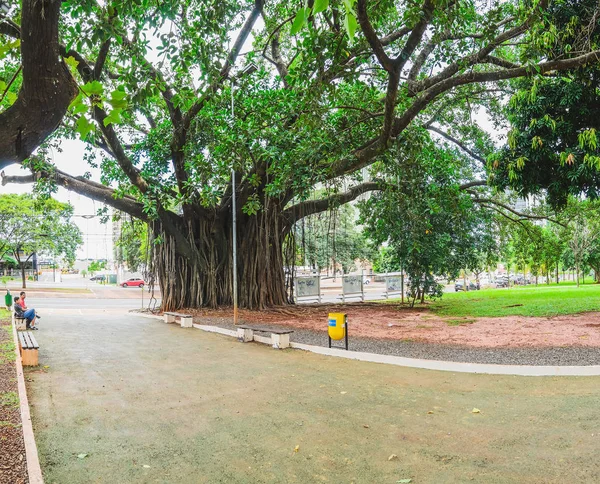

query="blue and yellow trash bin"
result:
[328,312,348,350]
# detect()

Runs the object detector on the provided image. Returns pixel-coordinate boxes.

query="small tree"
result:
[0,194,82,288]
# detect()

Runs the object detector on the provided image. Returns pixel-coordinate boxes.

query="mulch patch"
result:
[0,319,28,484]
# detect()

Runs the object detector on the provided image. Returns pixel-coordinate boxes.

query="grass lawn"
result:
[431,283,600,318]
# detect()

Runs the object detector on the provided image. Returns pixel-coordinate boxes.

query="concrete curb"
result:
[11,321,44,484]
[138,313,600,377]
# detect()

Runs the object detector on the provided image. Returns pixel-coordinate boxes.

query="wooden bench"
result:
[18,331,39,366]
[237,325,294,349]
[163,311,193,328]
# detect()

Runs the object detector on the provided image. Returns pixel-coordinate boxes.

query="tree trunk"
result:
[0,0,78,169]
[20,262,26,289]
[153,204,292,311]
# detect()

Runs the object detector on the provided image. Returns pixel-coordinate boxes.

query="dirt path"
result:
[26,312,600,483]
[183,305,600,348]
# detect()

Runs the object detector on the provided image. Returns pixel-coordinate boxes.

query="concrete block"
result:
[237,328,253,343]
[180,316,193,328]
[164,314,176,323]
[271,333,290,350]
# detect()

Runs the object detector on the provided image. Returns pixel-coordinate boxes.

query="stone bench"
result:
[18,331,39,366]
[163,312,193,328]
[237,325,294,349]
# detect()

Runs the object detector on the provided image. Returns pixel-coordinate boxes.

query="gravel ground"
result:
[193,316,600,366]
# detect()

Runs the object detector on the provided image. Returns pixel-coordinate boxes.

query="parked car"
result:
[89,275,106,282]
[495,277,509,288]
[455,281,480,292]
[121,278,145,288]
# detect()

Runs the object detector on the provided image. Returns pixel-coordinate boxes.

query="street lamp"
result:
[0,2,10,16]
[231,63,257,325]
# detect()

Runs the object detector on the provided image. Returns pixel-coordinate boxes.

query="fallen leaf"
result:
[363,424,370,428]
[43,365,50,369]
[143,465,151,469]
[397,479,412,483]
[340,391,347,395]
[388,454,398,461]
[472,408,480,414]
[294,445,300,453]
[77,453,88,459]
[427,411,434,414]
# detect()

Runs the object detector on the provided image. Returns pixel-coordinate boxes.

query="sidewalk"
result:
[26,312,600,483]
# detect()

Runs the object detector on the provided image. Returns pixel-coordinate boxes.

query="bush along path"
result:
[0,310,28,484]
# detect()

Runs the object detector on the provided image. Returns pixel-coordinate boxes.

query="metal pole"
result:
[232,168,238,325]
[231,81,238,325]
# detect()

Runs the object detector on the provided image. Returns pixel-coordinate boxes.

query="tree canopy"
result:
[2,0,600,309]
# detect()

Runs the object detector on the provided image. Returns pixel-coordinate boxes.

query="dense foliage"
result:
[491,0,600,207]
[360,137,496,304]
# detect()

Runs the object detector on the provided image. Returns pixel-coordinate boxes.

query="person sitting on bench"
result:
[14,296,38,330]
[19,291,41,321]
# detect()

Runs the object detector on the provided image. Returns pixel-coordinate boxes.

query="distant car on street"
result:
[121,278,145,288]
[495,277,509,288]
[89,275,106,282]
[455,281,480,292]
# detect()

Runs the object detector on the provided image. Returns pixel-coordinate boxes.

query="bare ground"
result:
[182,304,600,348]
[0,320,27,484]
[27,312,600,483]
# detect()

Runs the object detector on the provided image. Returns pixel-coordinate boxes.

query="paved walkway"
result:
[27,312,600,483]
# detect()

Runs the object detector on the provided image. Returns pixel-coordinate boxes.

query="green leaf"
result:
[72,103,89,115]
[64,56,80,70]
[397,480,412,483]
[108,90,128,110]
[82,80,104,96]
[290,8,307,36]
[313,0,329,14]
[6,92,17,104]
[103,109,123,127]
[75,116,95,140]
[110,90,128,101]
[344,11,358,40]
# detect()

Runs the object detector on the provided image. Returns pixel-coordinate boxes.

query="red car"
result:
[121,278,145,288]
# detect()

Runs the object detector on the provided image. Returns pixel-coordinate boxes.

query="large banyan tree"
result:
[2,0,600,310]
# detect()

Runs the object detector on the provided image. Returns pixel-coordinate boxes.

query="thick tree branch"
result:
[93,39,112,80]
[356,0,394,72]
[380,27,411,46]
[1,169,147,220]
[283,181,382,224]
[459,180,487,190]
[484,55,520,70]
[411,4,546,95]
[0,20,19,38]
[394,0,436,71]
[0,0,78,170]
[183,0,263,130]
[331,49,600,179]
